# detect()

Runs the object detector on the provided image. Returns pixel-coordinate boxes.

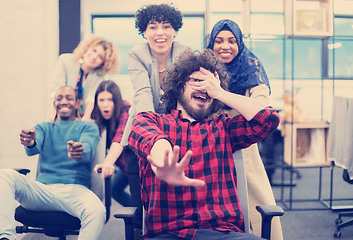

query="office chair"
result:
[333,169,353,239]
[14,168,112,240]
[115,151,284,240]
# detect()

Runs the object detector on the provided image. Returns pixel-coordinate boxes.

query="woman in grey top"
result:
[120,4,190,238]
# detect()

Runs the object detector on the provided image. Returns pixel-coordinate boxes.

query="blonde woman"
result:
[49,35,119,121]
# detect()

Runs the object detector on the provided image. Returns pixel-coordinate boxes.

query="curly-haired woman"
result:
[120,4,190,238]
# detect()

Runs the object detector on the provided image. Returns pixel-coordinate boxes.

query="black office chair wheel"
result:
[335,218,343,225]
[334,231,341,238]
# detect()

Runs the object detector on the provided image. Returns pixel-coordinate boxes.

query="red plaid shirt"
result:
[128,106,280,239]
[112,100,130,170]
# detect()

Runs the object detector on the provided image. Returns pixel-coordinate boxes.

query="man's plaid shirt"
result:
[128,106,280,239]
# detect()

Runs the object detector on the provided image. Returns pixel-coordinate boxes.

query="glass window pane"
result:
[334,17,353,36]
[93,17,144,75]
[328,39,353,78]
[285,39,322,79]
[251,0,284,13]
[293,39,322,79]
[176,17,204,51]
[250,13,284,35]
[250,38,284,79]
[285,39,293,79]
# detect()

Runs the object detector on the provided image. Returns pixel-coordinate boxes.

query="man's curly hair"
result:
[135,3,183,37]
[161,49,229,114]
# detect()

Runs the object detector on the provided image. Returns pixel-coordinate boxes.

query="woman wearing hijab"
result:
[207,19,283,240]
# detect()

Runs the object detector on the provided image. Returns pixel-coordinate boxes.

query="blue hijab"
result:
[207,19,270,96]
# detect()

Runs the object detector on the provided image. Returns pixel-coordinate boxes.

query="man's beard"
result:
[179,95,214,121]
[59,115,70,121]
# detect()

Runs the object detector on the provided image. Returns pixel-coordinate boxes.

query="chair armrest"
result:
[256,205,284,218]
[256,205,284,240]
[15,168,31,175]
[104,175,111,222]
[114,207,137,219]
[96,169,112,223]
[114,207,138,240]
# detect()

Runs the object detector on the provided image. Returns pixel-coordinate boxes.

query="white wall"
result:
[0,0,59,176]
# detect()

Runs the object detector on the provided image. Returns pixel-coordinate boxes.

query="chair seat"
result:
[15,206,81,230]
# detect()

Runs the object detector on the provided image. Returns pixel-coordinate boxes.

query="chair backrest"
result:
[90,129,112,220]
[90,129,107,200]
[233,150,250,234]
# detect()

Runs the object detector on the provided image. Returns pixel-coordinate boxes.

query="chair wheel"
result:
[334,231,341,238]
[335,218,343,225]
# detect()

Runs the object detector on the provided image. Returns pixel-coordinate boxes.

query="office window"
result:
[334,17,353,37]
[248,3,284,78]
[328,39,353,79]
[174,16,204,51]
[285,39,322,79]
[249,38,284,79]
[92,16,143,75]
[326,17,353,79]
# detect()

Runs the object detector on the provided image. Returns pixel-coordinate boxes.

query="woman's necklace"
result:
[158,68,166,73]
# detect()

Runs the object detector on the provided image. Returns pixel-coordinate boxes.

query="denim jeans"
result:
[111,166,132,207]
[0,169,105,240]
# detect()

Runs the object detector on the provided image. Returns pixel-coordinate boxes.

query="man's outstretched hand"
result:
[20,128,36,147]
[67,140,83,160]
[147,143,205,187]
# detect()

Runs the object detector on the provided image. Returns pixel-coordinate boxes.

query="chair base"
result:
[333,211,353,238]
[16,225,78,240]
